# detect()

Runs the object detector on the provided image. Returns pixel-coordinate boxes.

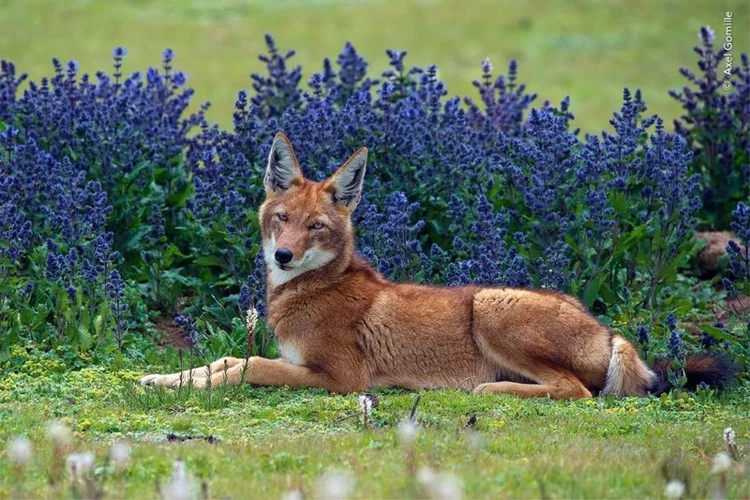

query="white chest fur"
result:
[279,341,304,366]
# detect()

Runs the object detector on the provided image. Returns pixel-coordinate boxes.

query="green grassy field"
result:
[1,359,749,498]
[1,0,748,132]
[3,2,750,497]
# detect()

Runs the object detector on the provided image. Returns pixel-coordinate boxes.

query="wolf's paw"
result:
[138,374,168,387]
[138,373,207,389]
[472,382,495,394]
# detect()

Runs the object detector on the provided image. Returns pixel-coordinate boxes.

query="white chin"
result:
[267,248,336,287]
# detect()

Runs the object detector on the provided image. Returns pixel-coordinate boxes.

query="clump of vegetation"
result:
[670,27,749,230]
[0,28,748,378]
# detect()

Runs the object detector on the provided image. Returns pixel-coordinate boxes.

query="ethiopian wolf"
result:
[139,133,733,399]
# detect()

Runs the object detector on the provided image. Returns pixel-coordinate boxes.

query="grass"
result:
[1,0,748,133]
[3,2,750,497]
[1,358,749,498]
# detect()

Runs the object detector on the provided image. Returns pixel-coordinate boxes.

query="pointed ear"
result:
[265,132,304,196]
[326,147,368,210]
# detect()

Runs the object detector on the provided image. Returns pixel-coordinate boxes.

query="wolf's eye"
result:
[310,221,325,230]
[276,213,288,222]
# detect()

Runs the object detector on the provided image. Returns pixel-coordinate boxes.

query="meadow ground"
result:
[2,1,750,497]
[1,0,748,133]
[0,360,748,498]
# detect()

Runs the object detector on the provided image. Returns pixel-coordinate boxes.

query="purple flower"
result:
[636,326,650,345]
[725,202,750,286]
[668,329,685,362]
[175,314,203,351]
[106,269,128,349]
[670,26,749,229]
[465,58,536,137]
[665,312,677,330]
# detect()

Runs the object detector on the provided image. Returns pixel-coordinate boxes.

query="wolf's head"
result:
[259,132,368,287]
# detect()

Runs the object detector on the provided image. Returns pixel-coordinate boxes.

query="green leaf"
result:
[583,276,604,308]
[164,244,189,260]
[599,282,617,304]
[78,324,92,351]
[153,166,170,183]
[195,255,225,268]
[611,191,628,216]
[698,325,736,343]
[162,269,202,288]
[167,179,194,208]
[122,226,151,251]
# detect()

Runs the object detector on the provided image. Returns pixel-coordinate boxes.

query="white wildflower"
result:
[417,467,462,500]
[316,470,354,500]
[109,440,131,470]
[711,451,733,474]
[397,418,419,446]
[162,458,197,500]
[723,427,736,447]
[172,457,187,480]
[281,488,304,500]
[358,394,373,413]
[417,466,438,485]
[66,451,95,480]
[468,430,482,450]
[46,420,71,447]
[664,479,686,499]
[433,473,461,500]
[8,436,32,466]
[245,307,259,334]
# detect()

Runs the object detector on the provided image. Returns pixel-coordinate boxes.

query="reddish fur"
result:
[139,133,731,400]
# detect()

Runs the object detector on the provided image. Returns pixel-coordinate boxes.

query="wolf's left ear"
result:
[326,147,368,210]
[265,132,304,196]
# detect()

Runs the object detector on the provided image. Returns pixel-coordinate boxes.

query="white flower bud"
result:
[397,419,418,446]
[46,421,71,447]
[711,451,732,474]
[281,489,304,500]
[66,451,95,480]
[8,436,32,466]
[162,458,197,500]
[417,467,462,499]
[316,470,354,500]
[110,440,131,469]
[664,479,685,499]
[723,427,736,446]
[245,307,259,334]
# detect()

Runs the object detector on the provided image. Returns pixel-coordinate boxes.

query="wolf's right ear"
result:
[265,132,304,196]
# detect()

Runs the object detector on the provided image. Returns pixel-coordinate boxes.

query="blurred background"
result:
[2,0,748,132]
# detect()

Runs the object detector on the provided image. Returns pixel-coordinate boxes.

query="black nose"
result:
[274,248,294,265]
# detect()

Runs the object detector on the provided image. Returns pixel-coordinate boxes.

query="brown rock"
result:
[696,231,744,278]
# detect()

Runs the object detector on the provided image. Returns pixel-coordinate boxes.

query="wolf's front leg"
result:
[244,357,367,393]
[139,356,367,393]
[138,356,247,389]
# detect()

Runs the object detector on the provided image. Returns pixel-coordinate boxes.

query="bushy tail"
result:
[600,335,737,397]
[648,354,737,396]
[601,335,656,396]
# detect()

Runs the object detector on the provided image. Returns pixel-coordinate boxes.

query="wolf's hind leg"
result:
[138,356,246,388]
[473,371,592,400]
